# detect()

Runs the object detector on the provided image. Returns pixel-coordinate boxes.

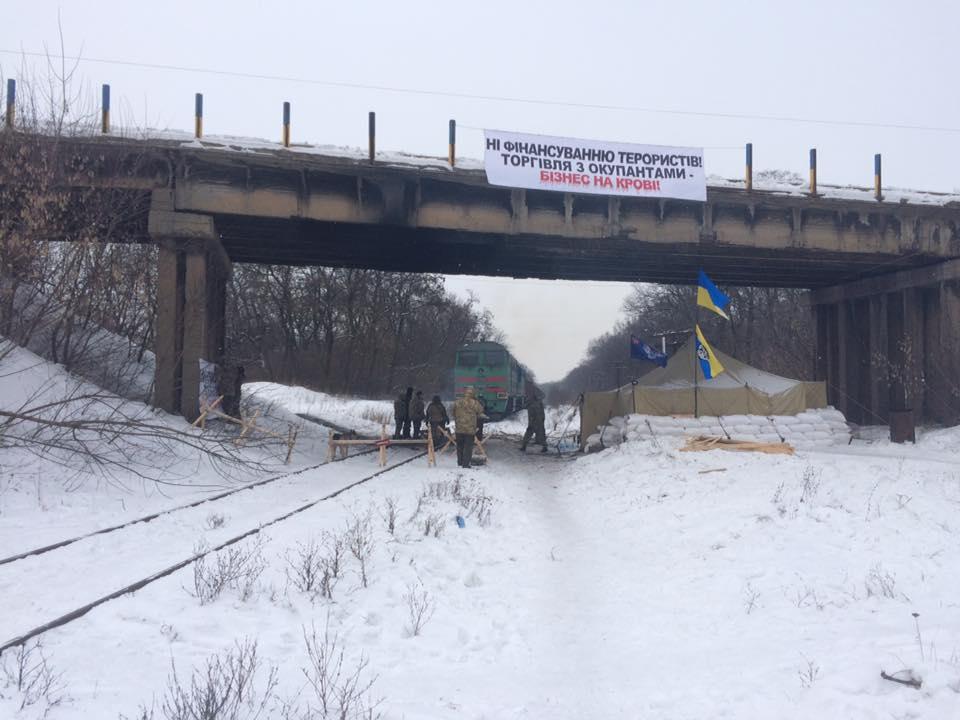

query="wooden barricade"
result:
[327,423,437,467]
[435,426,489,464]
[193,394,299,463]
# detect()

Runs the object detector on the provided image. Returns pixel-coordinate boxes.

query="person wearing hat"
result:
[452,387,487,468]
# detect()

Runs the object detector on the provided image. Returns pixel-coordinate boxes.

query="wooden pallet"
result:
[681,435,795,455]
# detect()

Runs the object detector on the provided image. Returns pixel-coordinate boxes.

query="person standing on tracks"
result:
[521,388,548,453]
[426,394,449,449]
[402,386,414,438]
[393,388,409,440]
[476,395,488,441]
[410,390,426,439]
[453,387,487,468]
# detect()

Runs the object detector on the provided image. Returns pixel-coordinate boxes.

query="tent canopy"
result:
[581,335,826,441]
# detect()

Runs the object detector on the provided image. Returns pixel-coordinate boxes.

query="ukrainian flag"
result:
[697,270,731,320]
[695,325,725,380]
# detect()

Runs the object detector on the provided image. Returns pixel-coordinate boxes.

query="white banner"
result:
[483,129,706,202]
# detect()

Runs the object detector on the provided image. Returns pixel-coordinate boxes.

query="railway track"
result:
[0,447,379,568]
[0,449,426,654]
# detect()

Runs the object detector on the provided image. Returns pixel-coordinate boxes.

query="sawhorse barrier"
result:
[327,424,437,467]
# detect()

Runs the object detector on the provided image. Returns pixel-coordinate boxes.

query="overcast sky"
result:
[6,1,959,382]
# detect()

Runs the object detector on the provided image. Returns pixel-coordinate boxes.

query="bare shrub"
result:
[404,580,436,638]
[799,466,822,505]
[1,639,66,713]
[322,531,347,580]
[865,563,901,600]
[190,537,267,605]
[380,497,399,535]
[159,638,277,720]
[407,492,426,523]
[743,581,761,615]
[346,513,375,589]
[299,616,381,720]
[798,655,820,688]
[414,478,495,528]
[420,513,446,538]
[205,512,227,530]
[285,539,325,596]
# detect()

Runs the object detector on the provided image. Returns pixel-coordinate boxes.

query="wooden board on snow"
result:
[681,435,795,455]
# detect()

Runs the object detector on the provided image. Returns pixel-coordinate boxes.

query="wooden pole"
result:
[745,142,753,191]
[427,424,436,466]
[379,424,387,467]
[282,102,291,147]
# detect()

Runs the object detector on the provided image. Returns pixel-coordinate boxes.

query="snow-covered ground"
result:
[2,347,960,719]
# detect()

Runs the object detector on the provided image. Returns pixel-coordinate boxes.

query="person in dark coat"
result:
[521,389,548,453]
[426,394,449,448]
[410,390,426,439]
[401,386,414,438]
[393,390,409,440]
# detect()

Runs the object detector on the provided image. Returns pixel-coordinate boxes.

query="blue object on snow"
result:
[456,515,465,528]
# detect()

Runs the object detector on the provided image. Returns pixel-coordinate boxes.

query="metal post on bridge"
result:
[745,142,753,191]
[874,154,883,201]
[809,148,818,195]
[368,111,376,163]
[194,93,203,139]
[101,84,110,134]
[5,79,14,129]
[448,119,456,166]
[282,102,291,147]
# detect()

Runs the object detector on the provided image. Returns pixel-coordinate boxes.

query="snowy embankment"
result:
[0,342,328,555]
[586,407,851,451]
[3,344,960,718]
[245,382,395,436]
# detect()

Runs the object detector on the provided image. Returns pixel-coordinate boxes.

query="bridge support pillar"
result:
[149,197,229,422]
[811,259,960,427]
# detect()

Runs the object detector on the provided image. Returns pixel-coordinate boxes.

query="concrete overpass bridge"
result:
[6,133,960,426]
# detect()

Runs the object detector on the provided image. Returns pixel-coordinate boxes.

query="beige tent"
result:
[581,335,826,442]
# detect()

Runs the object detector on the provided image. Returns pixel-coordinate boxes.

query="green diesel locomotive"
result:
[453,341,527,420]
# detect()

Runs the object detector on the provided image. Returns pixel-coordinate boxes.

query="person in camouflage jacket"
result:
[452,387,487,468]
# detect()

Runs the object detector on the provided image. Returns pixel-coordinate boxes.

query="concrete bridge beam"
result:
[149,192,229,421]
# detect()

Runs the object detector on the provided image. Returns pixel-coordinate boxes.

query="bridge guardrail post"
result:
[874,154,883,201]
[368,111,375,163]
[448,119,456,166]
[195,93,203,139]
[809,148,818,196]
[5,79,14,129]
[101,84,110,134]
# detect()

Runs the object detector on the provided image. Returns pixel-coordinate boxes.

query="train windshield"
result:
[483,351,505,366]
[457,351,480,366]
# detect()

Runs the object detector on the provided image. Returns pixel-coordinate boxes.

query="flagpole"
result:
[693,297,699,418]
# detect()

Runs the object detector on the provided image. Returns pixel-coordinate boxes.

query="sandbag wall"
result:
[585,408,850,452]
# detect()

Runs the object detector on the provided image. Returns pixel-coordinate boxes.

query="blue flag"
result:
[630,336,668,367]
[697,270,731,320]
